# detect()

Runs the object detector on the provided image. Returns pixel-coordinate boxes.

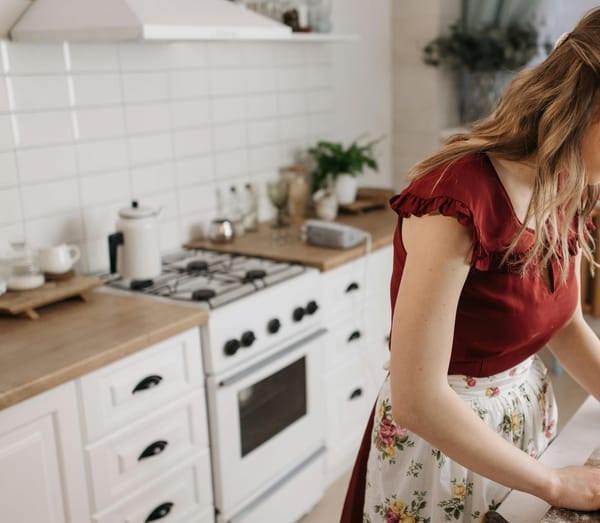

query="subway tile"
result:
[128,132,172,166]
[11,76,70,111]
[0,115,14,150]
[83,201,123,239]
[17,111,72,147]
[68,44,120,72]
[278,92,307,116]
[0,188,22,225]
[0,152,17,188]
[180,212,213,242]
[125,102,170,134]
[72,74,122,107]
[138,190,178,221]
[308,112,334,138]
[207,42,245,68]
[122,72,169,103]
[76,139,128,175]
[245,94,277,120]
[243,43,275,67]
[215,149,248,179]
[85,238,110,273]
[308,89,334,113]
[130,162,175,196]
[245,68,276,93]
[306,45,332,65]
[170,99,211,129]
[176,155,214,186]
[76,106,125,141]
[25,212,84,247]
[173,127,212,158]
[247,119,279,146]
[248,144,283,173]
[277,67,306,91]
[178,182,218,216]
[5,43,65,74]
[17,145,77,184]
[118,43,172,71]
[0,222,25,245]
[159,219,181,252]
[168,70,210,99]
[275,45,306,66]
[210,69,246,96]
[213,122,246,152]
[279,115,308,141]
[21,178,80,219]
[169,42,208,69]
[0,78,9,112]
[307,65,332,88]
[211,96,246,124]
[80,170,130,207]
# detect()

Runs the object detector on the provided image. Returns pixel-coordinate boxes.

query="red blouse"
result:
[388,153,579,377]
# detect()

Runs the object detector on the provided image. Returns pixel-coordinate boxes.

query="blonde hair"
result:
[409,8,600,281]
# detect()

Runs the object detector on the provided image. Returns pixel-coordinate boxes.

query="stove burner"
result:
[192,288,217,301]
[130,279,154,290]
[186,260,209,272]
[244,269,267,282]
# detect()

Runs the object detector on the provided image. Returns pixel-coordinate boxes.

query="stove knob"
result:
[292,307,305,322]
[224,339,241,356]
[305,300,319,315]
[241,330,256,347]
[267,318,281,334]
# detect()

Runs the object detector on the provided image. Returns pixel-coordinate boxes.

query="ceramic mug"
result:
[38,244,80,274]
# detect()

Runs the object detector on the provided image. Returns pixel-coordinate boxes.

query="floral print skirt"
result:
[362,355,557,523]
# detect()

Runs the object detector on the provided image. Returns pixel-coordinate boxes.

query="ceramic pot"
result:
[335,173,358,205]
[313,189,338,221]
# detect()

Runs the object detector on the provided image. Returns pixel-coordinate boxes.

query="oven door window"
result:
[238,356,307,457]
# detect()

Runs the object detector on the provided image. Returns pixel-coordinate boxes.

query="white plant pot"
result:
[335,174,358,205]
[313,190,338,221]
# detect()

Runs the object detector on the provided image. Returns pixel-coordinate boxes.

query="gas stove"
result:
[107,249,305,309]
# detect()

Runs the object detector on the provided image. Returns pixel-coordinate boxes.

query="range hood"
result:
[10,0,292,42]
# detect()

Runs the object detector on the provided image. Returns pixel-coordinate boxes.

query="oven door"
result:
[206,328,328,515]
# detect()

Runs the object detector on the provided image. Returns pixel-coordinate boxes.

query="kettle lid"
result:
[118,200,158,219]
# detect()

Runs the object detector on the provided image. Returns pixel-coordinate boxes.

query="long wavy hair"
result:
[408,8,600,282]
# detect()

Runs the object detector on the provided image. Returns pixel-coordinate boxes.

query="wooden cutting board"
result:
[0,275,104,320]
[540,448,600,522]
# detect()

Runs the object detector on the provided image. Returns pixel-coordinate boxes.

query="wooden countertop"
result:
[0,291,208,410]
[185,207,398,271]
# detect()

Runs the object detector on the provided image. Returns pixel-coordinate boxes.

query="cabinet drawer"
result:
[93,453,213,523]
[87,390,209,511]
[321,257,366,321]
[326,314,366,367]
[364,245,394,300]
[79,328,204,442]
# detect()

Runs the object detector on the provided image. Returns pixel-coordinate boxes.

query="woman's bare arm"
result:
[389,214,600,510]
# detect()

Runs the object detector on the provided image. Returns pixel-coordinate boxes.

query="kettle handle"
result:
[108,232,124,274]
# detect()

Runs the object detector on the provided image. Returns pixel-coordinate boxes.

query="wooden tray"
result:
[338,186,396,214]
[0,275,104,320]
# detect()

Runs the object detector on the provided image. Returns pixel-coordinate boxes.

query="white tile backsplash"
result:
[2,40,339,272]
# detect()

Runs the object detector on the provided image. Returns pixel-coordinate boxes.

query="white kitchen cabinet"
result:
[0,382,90,523]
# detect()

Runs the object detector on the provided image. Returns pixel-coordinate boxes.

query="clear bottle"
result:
[228,185,245,237]
[242,183,259,232]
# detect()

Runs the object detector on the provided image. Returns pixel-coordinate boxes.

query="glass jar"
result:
[283,165,309,220]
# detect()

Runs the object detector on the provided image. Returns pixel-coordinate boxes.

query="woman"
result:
[341,8,600,523]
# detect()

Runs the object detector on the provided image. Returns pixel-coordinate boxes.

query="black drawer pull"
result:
[347,330,361,342]
[349,387,363,400]
[345,282,359,293]
[138,440,168,461]
[145,502,174,522]
[132,375,163,394]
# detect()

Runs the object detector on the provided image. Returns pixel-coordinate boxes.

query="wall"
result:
[0,0,392,273]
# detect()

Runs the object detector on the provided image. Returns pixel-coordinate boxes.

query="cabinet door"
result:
[0,382,90,523]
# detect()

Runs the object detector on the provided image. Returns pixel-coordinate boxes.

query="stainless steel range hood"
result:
[10,0,292,42]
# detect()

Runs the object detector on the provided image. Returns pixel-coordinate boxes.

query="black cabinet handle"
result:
[347,330,362,342]
[349,387,363,400]
[132,375,163,394]
[345,282,359,293]
[145,502,174,522]
[138,440,168,461]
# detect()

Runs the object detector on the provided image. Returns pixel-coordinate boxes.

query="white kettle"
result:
[108,201,161,281]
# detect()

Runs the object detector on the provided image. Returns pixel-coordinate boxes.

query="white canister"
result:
[108,201,161,281]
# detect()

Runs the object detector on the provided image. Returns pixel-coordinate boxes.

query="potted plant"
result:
[308,137,381,205]
[423,20,541,123]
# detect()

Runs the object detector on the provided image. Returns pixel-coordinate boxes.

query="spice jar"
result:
[282,165,309,220]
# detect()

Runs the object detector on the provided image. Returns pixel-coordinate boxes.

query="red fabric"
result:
[340,153,580,521]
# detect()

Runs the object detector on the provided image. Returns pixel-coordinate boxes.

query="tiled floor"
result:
[300,317,598,523]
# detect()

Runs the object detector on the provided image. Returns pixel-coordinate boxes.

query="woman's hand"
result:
[546,466,600,511]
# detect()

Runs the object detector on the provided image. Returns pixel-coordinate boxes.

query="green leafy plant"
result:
[308,137,382,193]
[423,22,540,71]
